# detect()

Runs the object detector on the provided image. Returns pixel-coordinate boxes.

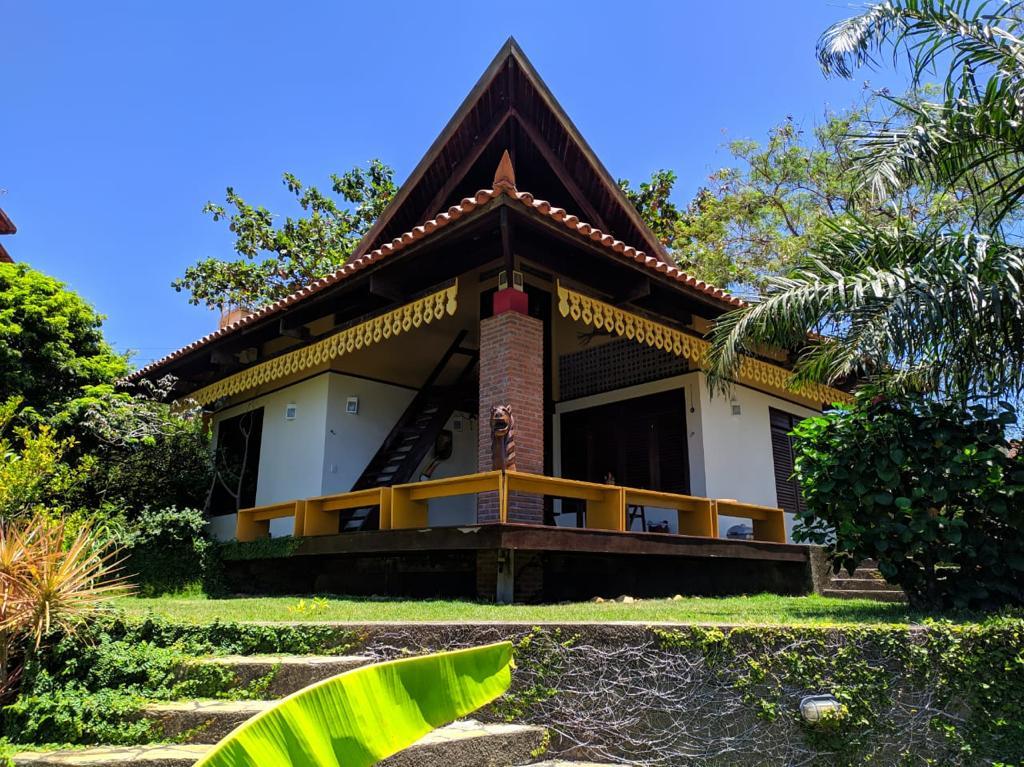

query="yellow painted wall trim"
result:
[185,282,459,407]
[556,281,850,406]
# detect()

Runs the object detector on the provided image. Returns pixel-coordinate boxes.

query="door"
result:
[560,389,688,493]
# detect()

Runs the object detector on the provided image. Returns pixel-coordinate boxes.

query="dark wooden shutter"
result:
[769,408,805,516]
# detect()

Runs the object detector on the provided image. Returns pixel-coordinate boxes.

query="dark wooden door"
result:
[560,389,688,493]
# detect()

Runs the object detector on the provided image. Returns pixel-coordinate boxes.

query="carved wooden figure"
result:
[490,404,517,472]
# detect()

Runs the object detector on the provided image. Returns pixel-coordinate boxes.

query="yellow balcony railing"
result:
[235,500,305,542]
[235,472,789,544]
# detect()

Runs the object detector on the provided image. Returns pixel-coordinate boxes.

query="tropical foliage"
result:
[0,398,86,519]
[173,160,396,310]
[0,516,126,700]
[0,263,128,415]
[706,0,1024,402]
[792,392,1024,609]
[195,643,514,767]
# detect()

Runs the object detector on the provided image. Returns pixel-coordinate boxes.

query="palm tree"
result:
[706,0,1024,401]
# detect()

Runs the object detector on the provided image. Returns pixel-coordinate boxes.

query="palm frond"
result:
[706,219,1024,400]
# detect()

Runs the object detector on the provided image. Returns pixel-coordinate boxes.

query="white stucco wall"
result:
[208,372,415,539]
[321,374,416,498]
[696,377,818,540]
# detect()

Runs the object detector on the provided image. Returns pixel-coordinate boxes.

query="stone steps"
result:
[14,720,547,767]
[192,653,373,698]
[824,562,905,602]
[145,699,271,743]
[527,763,632,766]
[822,588,906,602]
[827,577,898,592]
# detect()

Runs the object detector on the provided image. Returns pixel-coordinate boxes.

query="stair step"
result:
[13,744,211,766]
[193,654,373,697]
[827,577,899,592]
[146,699,271,743]
[15,721,546,767]
[851,567,885,579]
[526,763,635,767]
[379,720,546,767]
[822,588,906,602]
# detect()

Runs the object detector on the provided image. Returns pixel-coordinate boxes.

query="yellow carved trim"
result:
[556,281,850,406]
[185,282,459,407]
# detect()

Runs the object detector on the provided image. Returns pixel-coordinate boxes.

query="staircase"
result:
[13,652,625,767]
[822,560,906,602]
[338,331,479,532]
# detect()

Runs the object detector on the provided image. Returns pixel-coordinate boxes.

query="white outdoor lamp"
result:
[799,694,843,723]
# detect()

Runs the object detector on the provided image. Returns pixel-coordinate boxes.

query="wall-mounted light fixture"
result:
[730,395,742,416]
[346,396,359,415]
[799,694,843,723]
[285,403,297,421]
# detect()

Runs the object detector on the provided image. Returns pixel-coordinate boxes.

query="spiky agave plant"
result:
[0,517,129,699]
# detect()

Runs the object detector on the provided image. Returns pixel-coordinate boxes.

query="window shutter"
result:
[769,408,804,516]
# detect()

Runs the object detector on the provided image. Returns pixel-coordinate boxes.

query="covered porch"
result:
[229,470,803,603]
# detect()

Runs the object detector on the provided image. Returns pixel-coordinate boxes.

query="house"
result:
[0,207,15,263]
[130,40,848,602]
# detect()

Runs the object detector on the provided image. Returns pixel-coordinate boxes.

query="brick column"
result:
[477,304,544,524]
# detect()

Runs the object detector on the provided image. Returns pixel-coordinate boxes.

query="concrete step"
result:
[525,763,634,766]
[850,567,885,579]
[822,588,906,603]
[191,654,373,697]
[13,744,210,766]
[14,721,546,767]
[145,699,271,743]
[827,577,898,592]
[381,720,547,767]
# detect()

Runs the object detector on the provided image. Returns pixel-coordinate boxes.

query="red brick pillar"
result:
[477,302,544,524]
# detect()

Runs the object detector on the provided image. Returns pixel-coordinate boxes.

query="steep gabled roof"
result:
[127,158,740,383]
[353,37,670,263]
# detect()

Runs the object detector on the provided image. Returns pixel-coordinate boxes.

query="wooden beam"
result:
[369,274,406,303]
[500,206,514,275]
[278,317,310,340]
[511,108,611,232]
[614,276,651,306]
[416,109,514,225]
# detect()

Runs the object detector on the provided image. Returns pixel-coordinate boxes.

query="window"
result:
[769,407,806,516]
[210,408,264,515]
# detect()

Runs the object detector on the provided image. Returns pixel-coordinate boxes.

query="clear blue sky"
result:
[1,1,903,369]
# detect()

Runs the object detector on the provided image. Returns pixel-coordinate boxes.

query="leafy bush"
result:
[1,616,359,745]
[0,398,89,518]
[792,393,1024,609]
[117,507,214,596]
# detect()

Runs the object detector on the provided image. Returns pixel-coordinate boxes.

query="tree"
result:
[791,392,1024,610]
[0,264,128,415]
[705,0,1024,402]
[620,96,981,294]
[173,160,396,310]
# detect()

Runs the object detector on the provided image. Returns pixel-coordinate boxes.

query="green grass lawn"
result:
[112,592,976,627]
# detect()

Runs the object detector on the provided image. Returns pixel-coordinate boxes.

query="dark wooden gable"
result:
[354,38,667,261]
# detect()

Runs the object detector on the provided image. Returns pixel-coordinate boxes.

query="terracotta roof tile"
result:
[128,184,742,382]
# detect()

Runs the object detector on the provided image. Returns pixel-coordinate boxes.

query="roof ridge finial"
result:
[493,149,517,192]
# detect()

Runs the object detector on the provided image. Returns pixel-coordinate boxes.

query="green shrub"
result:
[1,616,359,745]
[3,687,154,745]
[792,393,1024,610]
[118,507,213,596]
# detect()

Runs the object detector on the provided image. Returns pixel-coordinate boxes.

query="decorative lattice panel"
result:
[559,337,689,401]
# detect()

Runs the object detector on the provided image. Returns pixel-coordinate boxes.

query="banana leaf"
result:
[193,641,514,767]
